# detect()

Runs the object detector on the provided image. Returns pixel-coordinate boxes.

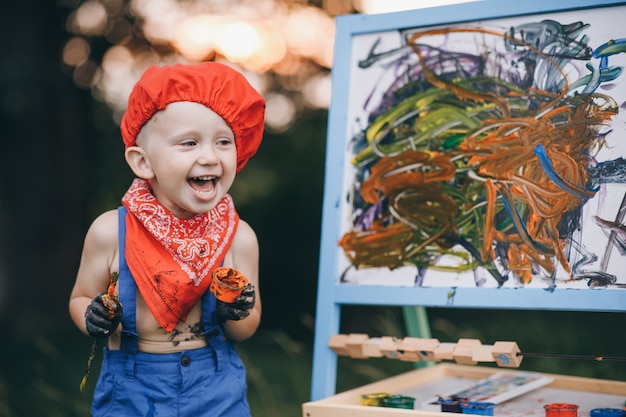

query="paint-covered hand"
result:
[216,284,255,323]
[85,292,123,338]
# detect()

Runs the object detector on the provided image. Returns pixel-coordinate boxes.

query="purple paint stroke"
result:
[353,200,384,231]
[414,268,426,286]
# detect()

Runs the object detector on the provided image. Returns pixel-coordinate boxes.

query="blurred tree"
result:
[60,0,344,132]
[0,1,95,335]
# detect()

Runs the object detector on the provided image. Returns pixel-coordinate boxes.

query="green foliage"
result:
[243,330,313,416]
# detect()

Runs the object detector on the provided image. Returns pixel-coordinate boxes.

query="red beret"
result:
[121,62,265,172]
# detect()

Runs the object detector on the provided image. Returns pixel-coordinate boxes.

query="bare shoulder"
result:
[71,209,119,301]
[85,209,119,251]
[232,219,259,253]
[79,209,119,275]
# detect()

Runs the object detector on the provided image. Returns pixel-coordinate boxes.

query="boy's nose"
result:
[197,145,219,165]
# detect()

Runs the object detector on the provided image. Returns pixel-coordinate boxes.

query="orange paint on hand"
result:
[210,267,249,303]
[101,271,119,319]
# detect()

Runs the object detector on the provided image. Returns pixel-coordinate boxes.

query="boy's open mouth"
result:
[188,176,216,193]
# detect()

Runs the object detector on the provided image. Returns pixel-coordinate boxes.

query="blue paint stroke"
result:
[593,37,626,69]
[533,144,599,199]
[495,182,552,255]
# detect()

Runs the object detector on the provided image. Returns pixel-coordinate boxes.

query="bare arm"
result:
[221,219,261,341]
[69,210,119,335]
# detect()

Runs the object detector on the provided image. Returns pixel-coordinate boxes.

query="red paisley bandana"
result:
[121,178,239,332]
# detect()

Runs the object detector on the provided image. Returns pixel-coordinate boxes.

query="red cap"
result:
[121,62,265,172]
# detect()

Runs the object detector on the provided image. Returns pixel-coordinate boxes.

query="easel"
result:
[309,0,626,403]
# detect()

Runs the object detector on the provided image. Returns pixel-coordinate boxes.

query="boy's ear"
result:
[125,146,154,180]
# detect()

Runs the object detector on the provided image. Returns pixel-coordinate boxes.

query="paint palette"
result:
[421,371,554,407]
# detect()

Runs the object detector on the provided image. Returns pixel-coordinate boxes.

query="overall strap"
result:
[117,207,139,374]
[201,275,229,371]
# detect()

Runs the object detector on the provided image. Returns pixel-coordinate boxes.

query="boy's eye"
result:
[181,140,196,146]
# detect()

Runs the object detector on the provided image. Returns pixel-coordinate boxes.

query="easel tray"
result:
[302,364,626,417]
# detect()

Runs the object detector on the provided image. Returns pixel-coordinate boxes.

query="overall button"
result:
[180,355,191,367]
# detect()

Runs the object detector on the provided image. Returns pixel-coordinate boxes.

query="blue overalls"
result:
[91,207,251,417]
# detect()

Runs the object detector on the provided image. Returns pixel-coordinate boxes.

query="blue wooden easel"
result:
[310,0,626,402]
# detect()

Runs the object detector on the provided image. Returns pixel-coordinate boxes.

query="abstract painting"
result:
[336,5,626,290]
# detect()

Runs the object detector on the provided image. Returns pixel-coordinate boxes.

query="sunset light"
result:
[62,0,476,130]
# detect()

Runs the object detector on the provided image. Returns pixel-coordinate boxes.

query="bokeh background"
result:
[0,1,624,416]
